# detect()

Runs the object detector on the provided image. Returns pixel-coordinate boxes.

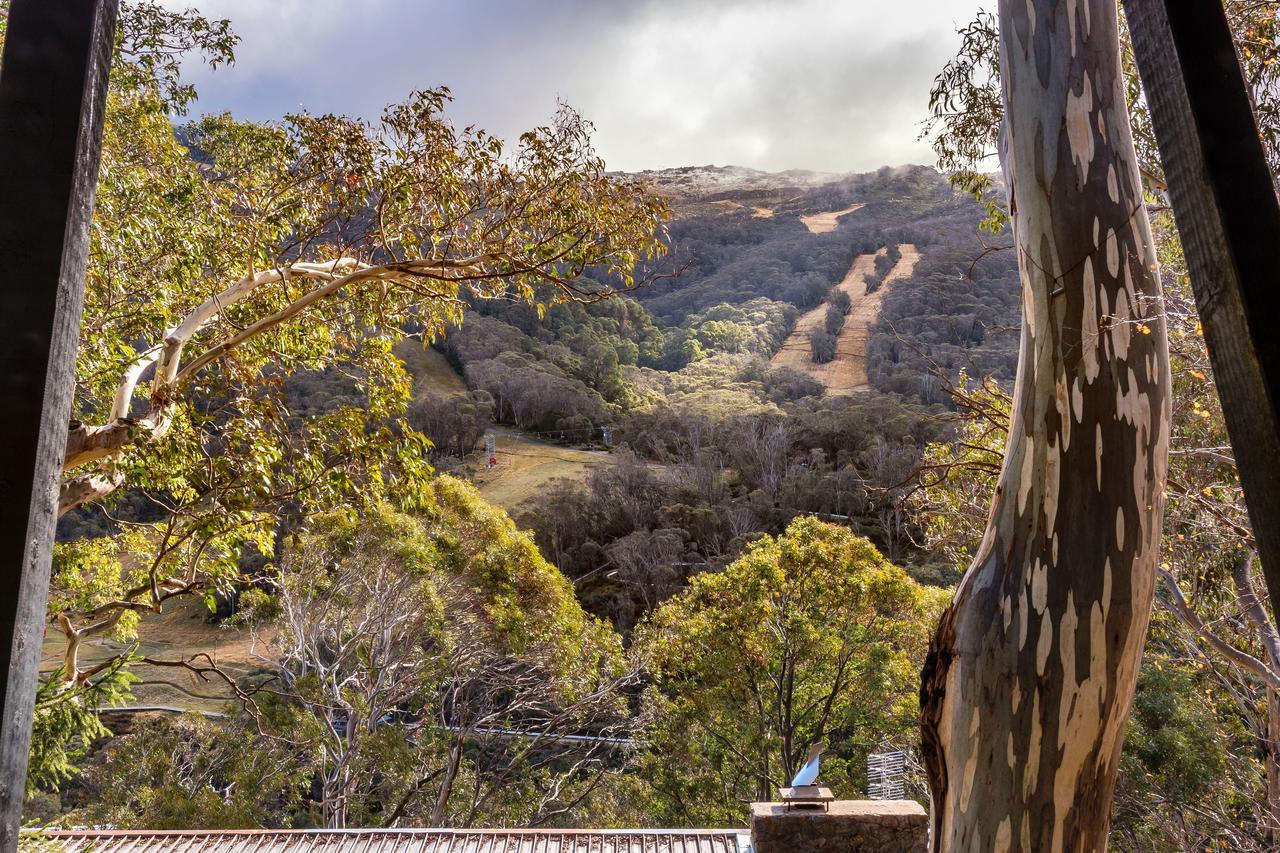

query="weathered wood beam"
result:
[0,0,118,845]
[1124,0,1280,621]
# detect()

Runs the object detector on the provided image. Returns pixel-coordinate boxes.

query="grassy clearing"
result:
[467,428,609,513]
[393,338,468,398]
[41,597,269,713]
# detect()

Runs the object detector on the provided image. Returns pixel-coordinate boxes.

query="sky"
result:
[164,0,972,174]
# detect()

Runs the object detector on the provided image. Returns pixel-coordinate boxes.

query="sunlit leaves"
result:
[923,4,1280,225]
[28,658,137,795]
[54,0,669,705]
[913,372,1010,571]
[634,517,947,824]
[113,1,238,114]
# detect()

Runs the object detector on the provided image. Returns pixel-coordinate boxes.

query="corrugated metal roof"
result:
[33,828,752,853]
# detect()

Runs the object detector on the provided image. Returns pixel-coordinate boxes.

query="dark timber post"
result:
[0,0,118,845]
[1124,0,1280,621]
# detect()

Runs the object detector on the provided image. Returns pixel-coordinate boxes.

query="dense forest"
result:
[400,164,1022,634]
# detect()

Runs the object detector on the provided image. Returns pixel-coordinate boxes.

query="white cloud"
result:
[163,0,974,172]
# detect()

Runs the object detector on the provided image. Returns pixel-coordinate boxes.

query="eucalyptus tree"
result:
[245,483,638,829]
[917,275,1280,847]
[61,480,637,829]
[637,517,945,826]
[36,3,667,688]
[63,93,666,514]
[918,0,1171,848]
[919,1,1280,847]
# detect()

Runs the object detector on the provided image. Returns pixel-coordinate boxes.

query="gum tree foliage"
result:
[524,367,944,632]
[469,292,668,380]
[56,712,311,829]
[35,0,666,701]
[407,390,494,461]
[635,517,947,826]
[71,479,637,830]
[922,2,1280,229]
[823,303,846,337]
[828,289,853,318]
[25,659,135,797]
[808,330,838,364]
[864,244,901,294]
[247,483,636,829]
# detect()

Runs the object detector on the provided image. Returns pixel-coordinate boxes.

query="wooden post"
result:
[1123,0,1280,621]
[0,0,118,845]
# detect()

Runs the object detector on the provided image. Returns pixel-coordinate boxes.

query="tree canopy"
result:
[63,478,636,829]
[635,517,946,826]
[37,0,667,697]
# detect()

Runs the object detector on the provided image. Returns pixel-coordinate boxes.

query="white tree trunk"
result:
[920,0,1171,849]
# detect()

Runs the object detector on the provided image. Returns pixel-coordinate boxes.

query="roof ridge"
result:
[32,828,744,835]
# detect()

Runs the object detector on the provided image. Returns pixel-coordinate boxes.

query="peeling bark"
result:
[921,1,1170,849]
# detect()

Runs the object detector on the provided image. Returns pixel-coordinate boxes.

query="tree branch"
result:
[1158,568,1280,689]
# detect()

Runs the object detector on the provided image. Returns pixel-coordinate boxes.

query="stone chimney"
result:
[750,800,928,852]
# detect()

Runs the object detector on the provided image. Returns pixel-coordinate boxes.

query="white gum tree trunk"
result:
[920,0,1170,849]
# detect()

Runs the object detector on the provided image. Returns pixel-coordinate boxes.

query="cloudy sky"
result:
[166,0,972,174]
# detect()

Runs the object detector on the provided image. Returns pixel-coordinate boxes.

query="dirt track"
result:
[393,339,467,398]
[770,244,920,393]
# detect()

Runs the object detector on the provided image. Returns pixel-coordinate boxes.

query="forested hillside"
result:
[54,162,1020,640]
[373,164,1023,632]
[19,1,1280,848]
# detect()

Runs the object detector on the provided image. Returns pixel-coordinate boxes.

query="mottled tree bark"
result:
[920,1,1170,850]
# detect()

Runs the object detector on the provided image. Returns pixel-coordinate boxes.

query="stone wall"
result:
[750,800,928,852]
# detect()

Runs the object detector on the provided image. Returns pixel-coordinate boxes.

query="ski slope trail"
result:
[799,202,866,234]
[770,244,920,393]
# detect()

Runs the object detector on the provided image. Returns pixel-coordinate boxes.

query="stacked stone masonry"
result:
[750,800,928,853]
